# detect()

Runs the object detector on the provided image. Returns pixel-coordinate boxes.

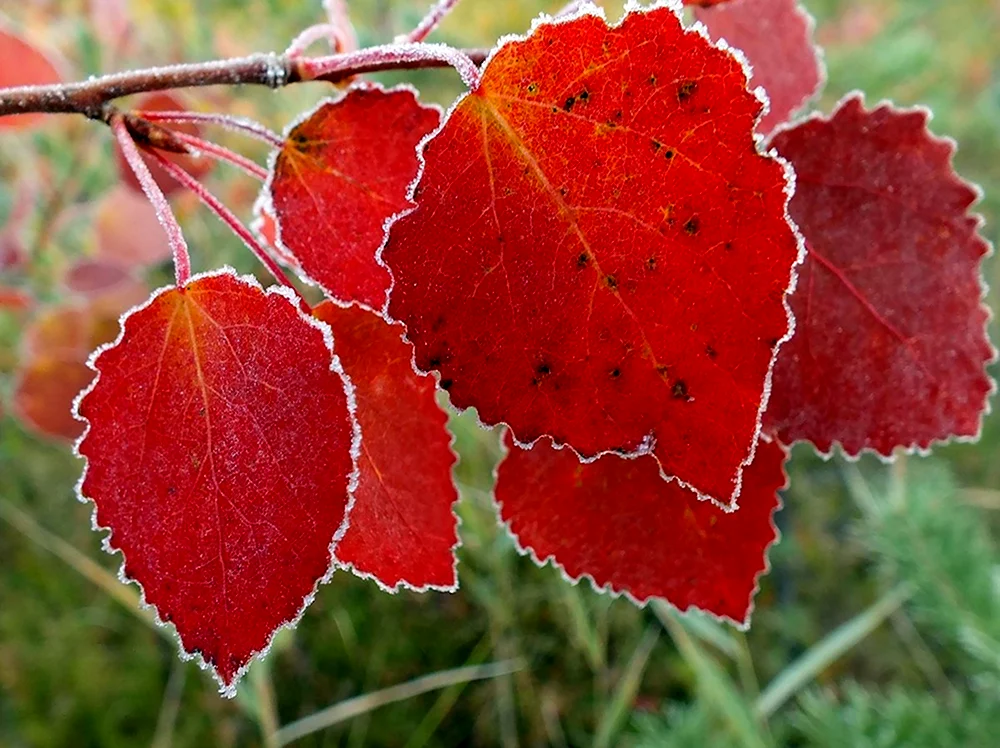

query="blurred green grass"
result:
[1,1,999,746]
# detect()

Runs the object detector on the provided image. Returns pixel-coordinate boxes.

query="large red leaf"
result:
[495,433,786,624]
[694,0,824,134]
[313,302,459,590]
[382,4,800,506]
[267,84,440,309]
[764,95,995,456]
[0,27,62,130]
[74,270,358,693]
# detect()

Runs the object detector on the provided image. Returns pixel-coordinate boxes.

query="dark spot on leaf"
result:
[579,90,589,101]
[678,80,697,101]
[527,83,538,94]
[767,337,780,348]
[651,139,662,152]
[431,315,446,332]
[705,344,717,359]
[559,186,569,197]
[724,241,733,251]
[167,486,176,495]
[648,75,657,85]
[665,149,675,160]
[647,257,657,271]
[440,378,454,391]
[532,362,552,387]
[576,253,590,269]
[564,96,576,111]
[684,217,700,235]
[428,356,441,367]
[610,368,621,378]
[605,274,618,290]
[672,379,691,400]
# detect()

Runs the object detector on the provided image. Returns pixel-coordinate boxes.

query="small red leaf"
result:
[13,301,128,441]
[313,302,459,591]
[63,259,135,298]
[268,84,440,308]
[0,27,62,131]
[251,198,300,270]
[75,270,358,693]
[694,0,824,134]
[114,92,212,197]
[93,185,175,267]
[0,286,32,311]
[383,5,800,505]
[764,95,995,456]
[495,433,786,624]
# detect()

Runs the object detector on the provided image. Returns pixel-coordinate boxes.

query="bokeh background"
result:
[1,1,998,746]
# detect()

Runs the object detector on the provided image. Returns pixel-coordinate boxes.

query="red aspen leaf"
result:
[0,286,32,311]
[0,180,35,271]
[63,258,142,300]
[114,92,212,197]
[694,0,824,134]
[764,95,995,457]
[74,270,359,693]
[92,185,175,268]
[13,301,127,441]
[0,27,62,131]
[0,231,26,272]
[495,432,786,624]
[14,358,97,441]
[313,301,459,591]
[267,84,440,309]
[250,197,300,271]
[88,0,133,59]
[382,4,801,506]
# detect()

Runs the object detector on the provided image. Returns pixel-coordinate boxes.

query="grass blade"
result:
[655,603,769,748]
[594,625,659,748]
[0,498,152,628]
[273,659,524,745]
[756,583,912,719]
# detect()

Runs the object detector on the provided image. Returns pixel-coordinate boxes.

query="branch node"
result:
[264,53,290,88]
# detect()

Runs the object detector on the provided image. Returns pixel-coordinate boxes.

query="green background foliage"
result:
[1,1,998,745]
